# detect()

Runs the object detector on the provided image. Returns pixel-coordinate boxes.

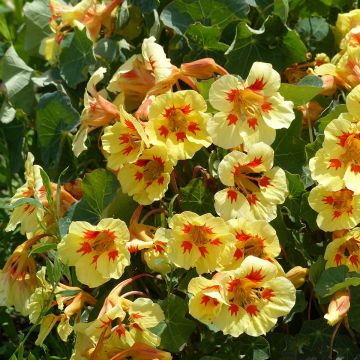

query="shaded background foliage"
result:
[1,0,360,359]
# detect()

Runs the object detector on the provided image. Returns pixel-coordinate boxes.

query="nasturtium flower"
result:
[214,143,288,221]
[324,290,350,326]
[107,37,173,110]
[146,90,212,162]
[324,227,360,271]
[6,152,44,233]
[308,184,360,231]
[188,276,226,325]
[310,93,360,193]
[225,218,281,270]
[207,62,295,149]
[215,256,295,337]
[58,218,131,287]
[188,256,295,337]
[167,211,236,274]
[73,67,120,157]
[0,237,39,315]
[102,106,149,171]
[335,9,360,42]
[117,145,174,205]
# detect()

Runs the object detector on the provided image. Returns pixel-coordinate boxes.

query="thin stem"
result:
[307,115,314,143]
[329,320,342,360]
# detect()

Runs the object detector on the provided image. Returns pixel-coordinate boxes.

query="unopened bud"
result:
[320,75,337,96]
[286,266,308,288]
[180,58,227,79]
[324,289,350,326]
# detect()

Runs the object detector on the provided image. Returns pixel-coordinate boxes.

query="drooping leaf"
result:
[72,169,119,224]
[36,91,79,171]
[155,294,196,352]
[161,0,249,35]
[2,46,35,113]
[225,15,307,77]
[283,172,305,221]
[180,178,215,215]
[23,0,51,55]
[59,29,96,88]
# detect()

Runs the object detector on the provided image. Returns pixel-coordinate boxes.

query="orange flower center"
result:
[332,189,354,211]
[91,231,116,252]
[341,135,360,164]
[167,108,187,132]
[143,160,164,181]
[230,88,266,118]
[189,225,212,246]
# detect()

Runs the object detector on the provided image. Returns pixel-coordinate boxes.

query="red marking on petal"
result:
[226,89,238,103]
[210,238,222,246]
[198,246,208,257]
[132,323,143,332]
[128,245,139,253]
[227,189,238,203]
[77,242,92,255]
[227,113,238,125]
[328,159,342,170]
[236,231,251,242]
[201,295,210,306]
[335,253,342,266]
[135,171,143,181]
[153,155,165,166]
[262,288,274,301]
[247,194,258,205]
[159,125,169,137]
[259,176,271,187]
[350,254,359,266]
[188,121,201,135]
[122,145,133,155]
[322,196,334,205]
[246,157,263,168]
[247,117,258,130]
[261,102,272,113]
[84,230,100,239]
[338,132,351,147]
[157,176,164,185]
[132,313,144,319]
[135,159,149,167]
[108,250,119,261]
[245,268,265,282]
[227,278,240,292]
[115,325,126,337]
[229,303,239,316]
[92,254,99,264]
[183,223,192,234]
[176,132,186,142]
[181,240,192,253]
[24,204,35,214]
[248,78,266,92]
[124,119,136,130]
[22,189,32,197]
[246,304,259,316]
[333,210,342,219]
[163,106,175,118]
[234,248,243,260]
[351,163,360,174]
[181,104,192,114]
[119,134,130,144]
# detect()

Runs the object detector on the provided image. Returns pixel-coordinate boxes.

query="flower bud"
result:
[324,289,350,326]
[285,266,308,288]
[180,58,227,79]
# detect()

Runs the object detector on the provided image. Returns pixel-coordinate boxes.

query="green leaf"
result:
[180,178,215,215]
[279,76,323,106]
[29,243,58,256]
[215,335,270,359]
[6,197,46,211]
[348,286,360,333]
[315,266,360,300]
[161,0,249,35]
[309,256,325,285]
[156,294,196,352]
[23,0,51,55]
[184,24,227,62]
[59,29,96,88]
[317,104,347,134]
[272,111,307,174]
[55,289,81,297]
[0,101,16,124]
[225,15,307,78]
[2,46,35,113]
[73,169,119,224]
[284,290,307,323]
[305,135,323,162]
[299,192,318,231]
[283,172,305,221]
[36,91,79,171]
